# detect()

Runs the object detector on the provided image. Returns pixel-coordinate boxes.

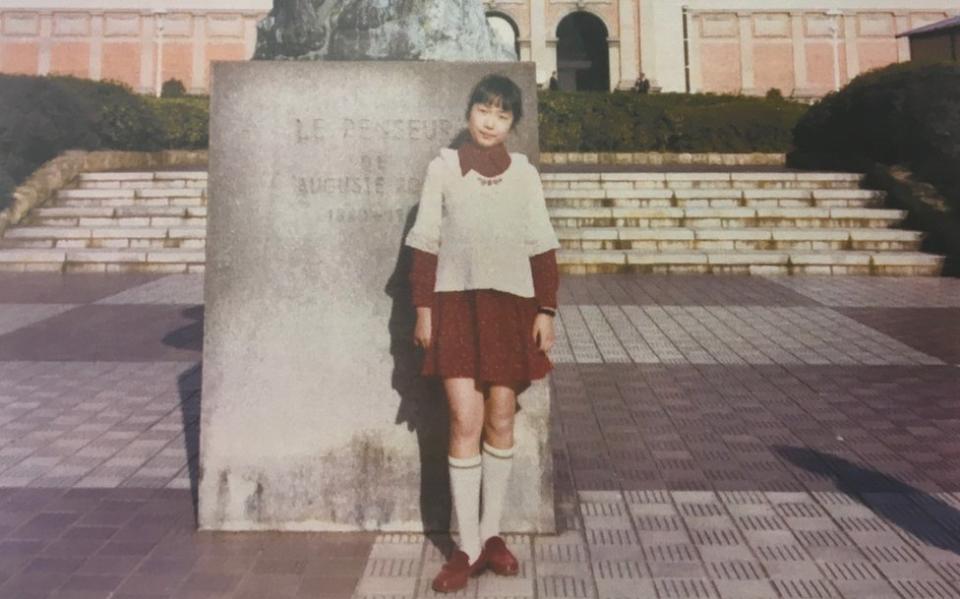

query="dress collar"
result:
[457,138,511,178]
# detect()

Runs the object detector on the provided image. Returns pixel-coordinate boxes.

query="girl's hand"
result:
[414,307,432,350]
[532,313,555,353]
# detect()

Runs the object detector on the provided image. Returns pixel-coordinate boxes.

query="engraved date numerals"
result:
[326,207,405,223]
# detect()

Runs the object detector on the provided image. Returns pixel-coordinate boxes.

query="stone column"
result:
[843,12,859,83]
[544,38,558,87]
[191,12,205,93]
[617,0,638,89]
[687,11,702,93]
[38,11,52,75]
[638,0,658,89]
[89,12,103,81]
[791,11,811,97]
[530,0,548,85]
[140,11,155,94]
[518,38,532,61]
[894,12,911,62]
[737,11,756,95]
[608,39,621,91]
[243,12,259,59]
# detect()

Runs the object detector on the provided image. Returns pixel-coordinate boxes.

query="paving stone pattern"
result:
[0,273,957,598]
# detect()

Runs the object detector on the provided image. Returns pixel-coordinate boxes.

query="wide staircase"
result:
[0,168,945,275]
[543,171,943,275]
[0,171,206,273]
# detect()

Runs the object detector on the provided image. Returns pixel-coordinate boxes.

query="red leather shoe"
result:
[483,536,519,576]
[431,549,487,593]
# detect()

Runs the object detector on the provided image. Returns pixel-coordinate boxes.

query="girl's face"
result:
[467,99,514,147]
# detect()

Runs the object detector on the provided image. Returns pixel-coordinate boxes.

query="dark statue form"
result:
[254,0,516,61]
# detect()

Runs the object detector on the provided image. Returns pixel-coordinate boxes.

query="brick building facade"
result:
[1,0,957,97]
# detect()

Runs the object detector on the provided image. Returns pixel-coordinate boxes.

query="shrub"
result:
[45,76,165,150]
[539,90,807,153]
[161,78,187,98]
[0,75,100,209]
[790,61,960,215]
[145,96,209,149]
[0,74,209,211]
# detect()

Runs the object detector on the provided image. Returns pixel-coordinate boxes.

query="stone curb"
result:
[541,152,786,166]
[0,149,207,237]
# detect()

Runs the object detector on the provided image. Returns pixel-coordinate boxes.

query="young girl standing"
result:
[404,74,561,593]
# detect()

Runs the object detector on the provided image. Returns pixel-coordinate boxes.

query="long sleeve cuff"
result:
[530,249,558,309]
[410,248,438,308]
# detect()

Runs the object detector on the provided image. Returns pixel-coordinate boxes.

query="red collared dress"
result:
[409,140,559,394]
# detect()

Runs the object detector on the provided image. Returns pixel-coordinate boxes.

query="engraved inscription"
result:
[294,175,386,196]
[292,175,422,197]
[292,153,421,199]
[296,116,455,143]
[326,207,405,223]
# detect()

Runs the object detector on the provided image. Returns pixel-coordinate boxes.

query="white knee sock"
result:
[479,441,515,544]
[449,453,483,564]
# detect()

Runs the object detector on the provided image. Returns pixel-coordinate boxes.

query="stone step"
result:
[27,206,206,227]
[78,181,207,191]
[542,171,864,191]
[58,197,205,208]
[0,247,205,274]
[556,227,923,252]
[75,171,208,190]
[548,207,907,229]
[546,188,884,209]
[60,188,205,199]
[556,250,945,276]
[57,187,206,206]
[1,226,206,250]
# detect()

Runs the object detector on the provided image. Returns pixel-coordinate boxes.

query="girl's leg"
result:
[443,377,485,564]
[480,383,518,545]
[445,377,485,457]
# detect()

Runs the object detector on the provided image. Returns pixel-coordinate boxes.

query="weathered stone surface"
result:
[199,61,552,532]
[254,0,515,61]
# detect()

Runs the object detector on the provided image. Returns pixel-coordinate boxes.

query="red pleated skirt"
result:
[419,288,553,393]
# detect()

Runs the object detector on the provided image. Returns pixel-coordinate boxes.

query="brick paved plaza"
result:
[0,273,957,599]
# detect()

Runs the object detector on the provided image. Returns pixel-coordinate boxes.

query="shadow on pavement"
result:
[775,445,960,555]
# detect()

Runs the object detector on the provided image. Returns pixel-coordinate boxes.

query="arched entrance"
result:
[486,12,520,60]
[556,12,610,91]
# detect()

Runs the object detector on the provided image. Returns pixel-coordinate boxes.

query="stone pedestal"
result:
[199,60,555,533]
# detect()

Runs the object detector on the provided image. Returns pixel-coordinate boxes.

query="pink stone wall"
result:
[0,9,259,94]
[204,42,246,88]
[49,41,89,77]
[0,41,38,74]
[858,40,900,73]
[692,10,954,97]
[101,42,140,86]
[805,41,848,92]
[160,42,192,88]
[699,41,741,92]
[753,42,794,95]
[0,5,955,97]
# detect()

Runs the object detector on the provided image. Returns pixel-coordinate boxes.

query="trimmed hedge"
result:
[538,91,808,153]
[789,61,960,215]
[144,95,210,149]
[2,74,808,210]
[0,74,206,210]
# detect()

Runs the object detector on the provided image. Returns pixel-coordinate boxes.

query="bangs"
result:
[478,91,509,111]
[466,74,524,126]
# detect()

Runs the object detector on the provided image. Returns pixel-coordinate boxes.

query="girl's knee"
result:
[484,409,515,437]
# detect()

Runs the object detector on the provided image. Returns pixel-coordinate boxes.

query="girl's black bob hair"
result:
[465,74,523,130]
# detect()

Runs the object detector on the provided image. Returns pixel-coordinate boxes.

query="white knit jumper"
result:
[403,148,561,299]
